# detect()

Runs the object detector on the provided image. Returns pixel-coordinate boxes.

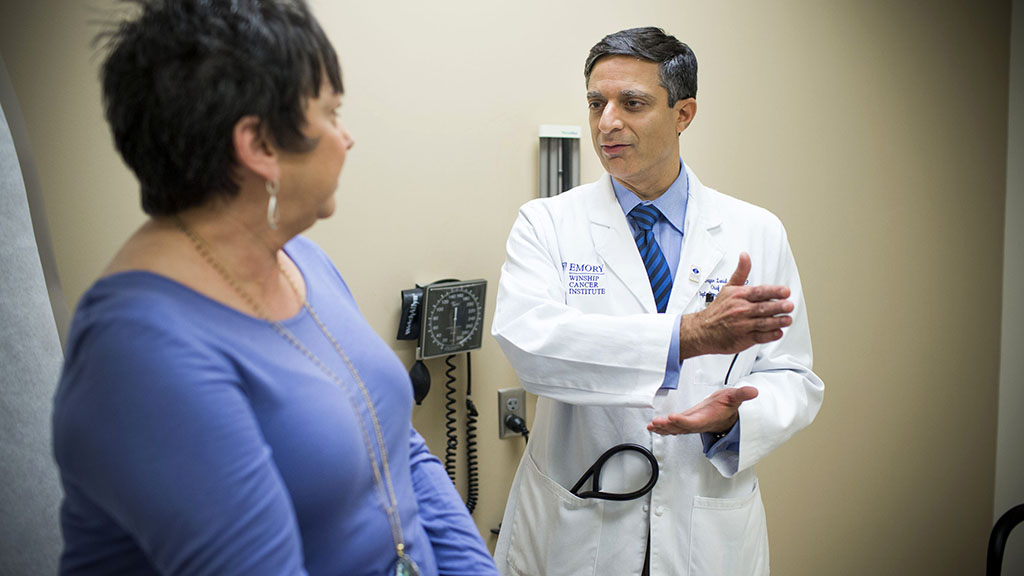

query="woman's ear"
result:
[233,115,280,183]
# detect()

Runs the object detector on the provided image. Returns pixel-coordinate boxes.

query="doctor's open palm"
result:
[648,386,759,436]
[651,253,791,436]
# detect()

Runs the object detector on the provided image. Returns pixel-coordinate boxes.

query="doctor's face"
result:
[586,56,695,200]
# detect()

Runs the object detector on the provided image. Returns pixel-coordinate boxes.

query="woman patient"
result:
[51,1,498,574]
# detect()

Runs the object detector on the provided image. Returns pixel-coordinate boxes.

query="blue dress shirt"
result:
[612,161,739,456]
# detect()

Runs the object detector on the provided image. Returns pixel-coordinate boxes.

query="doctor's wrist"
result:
[678,312,711,361]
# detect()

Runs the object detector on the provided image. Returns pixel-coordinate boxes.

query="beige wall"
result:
[0,0,1010,574]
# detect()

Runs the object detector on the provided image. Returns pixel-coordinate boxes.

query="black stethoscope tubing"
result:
[569,443,660,501]
[569,348,742,502]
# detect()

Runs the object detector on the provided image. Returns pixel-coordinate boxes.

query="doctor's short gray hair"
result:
[584,27,697,106]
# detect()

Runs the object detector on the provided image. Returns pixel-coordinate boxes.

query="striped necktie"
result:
[629,204,673,313]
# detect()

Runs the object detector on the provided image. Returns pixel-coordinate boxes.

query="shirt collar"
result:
[613,160,689,235]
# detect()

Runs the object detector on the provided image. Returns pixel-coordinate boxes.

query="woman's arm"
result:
[406,428,498,576]
[54,317,306,575]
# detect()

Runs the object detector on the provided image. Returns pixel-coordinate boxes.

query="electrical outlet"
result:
[498,388,527,439]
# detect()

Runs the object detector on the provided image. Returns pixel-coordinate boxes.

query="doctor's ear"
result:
[233,115,279,183]
[675,98,697,135]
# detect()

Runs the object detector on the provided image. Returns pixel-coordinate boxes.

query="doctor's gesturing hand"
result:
[680,252,793,358]
[648,252,792,436]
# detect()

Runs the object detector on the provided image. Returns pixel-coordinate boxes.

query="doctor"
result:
[491,27,824,576]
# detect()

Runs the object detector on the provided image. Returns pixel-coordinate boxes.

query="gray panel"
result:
[0,58,65,575]
[539,138,553,198]
[539,136,580,198]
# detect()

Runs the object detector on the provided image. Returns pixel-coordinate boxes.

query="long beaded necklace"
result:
[175,217,421,576]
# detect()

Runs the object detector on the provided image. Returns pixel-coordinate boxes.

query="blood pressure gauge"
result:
[418,279,487,360]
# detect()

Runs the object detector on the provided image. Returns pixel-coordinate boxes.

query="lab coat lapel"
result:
[589,175,657,313]
[669,168,723,314]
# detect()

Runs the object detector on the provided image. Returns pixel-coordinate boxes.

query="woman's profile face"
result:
[278,83,353,224]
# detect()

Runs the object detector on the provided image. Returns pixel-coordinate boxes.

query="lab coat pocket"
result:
[688,480,769,576]
[507,451,603,576]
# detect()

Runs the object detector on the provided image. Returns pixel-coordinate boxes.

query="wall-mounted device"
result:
[498,388,529,440]
[397,278,487,515]
[539,124,581,197]
[418,280,487,360]
[397,278,488,402]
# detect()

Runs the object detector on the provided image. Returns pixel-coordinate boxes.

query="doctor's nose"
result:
[598,103,624,134]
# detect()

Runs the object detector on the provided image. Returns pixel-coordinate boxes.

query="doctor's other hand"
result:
[679,252,793,360]
[647,386,758,436]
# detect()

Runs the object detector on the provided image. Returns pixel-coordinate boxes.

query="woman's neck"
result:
[173,206,283,286]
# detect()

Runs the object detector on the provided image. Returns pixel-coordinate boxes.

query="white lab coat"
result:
[491,167,824,576]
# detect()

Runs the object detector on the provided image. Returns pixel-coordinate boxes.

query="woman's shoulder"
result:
[55,275,232,452]
[64,270,250,377]
[76,270,217,322]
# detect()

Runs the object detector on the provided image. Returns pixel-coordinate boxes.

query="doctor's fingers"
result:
[731,284,791,303]
[727,316,789,350]
[749,328,785,345]
[713,297,791,324]
[649,413,711,435]
[746,299,794,318]
[726,252,752,286]
[742,314,792,335]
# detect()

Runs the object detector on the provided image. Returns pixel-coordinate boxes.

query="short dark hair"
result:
[97,0,343,216]
[584,27,697,106]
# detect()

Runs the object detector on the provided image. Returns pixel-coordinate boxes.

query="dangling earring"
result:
[266,180,280,230]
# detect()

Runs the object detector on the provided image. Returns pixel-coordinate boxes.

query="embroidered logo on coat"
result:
[564,262,607,295]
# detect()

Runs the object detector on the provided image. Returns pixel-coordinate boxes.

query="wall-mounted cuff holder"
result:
[539,124,581,198]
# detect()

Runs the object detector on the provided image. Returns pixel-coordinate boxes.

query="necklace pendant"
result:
[395,554,421,576]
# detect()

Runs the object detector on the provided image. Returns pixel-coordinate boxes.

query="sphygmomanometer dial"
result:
[420,280,487,359]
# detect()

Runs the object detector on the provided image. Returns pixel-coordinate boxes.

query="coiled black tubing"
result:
[444,355,458,483]
[465,353,479,514]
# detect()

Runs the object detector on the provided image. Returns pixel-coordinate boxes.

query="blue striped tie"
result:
[629,204,673,313]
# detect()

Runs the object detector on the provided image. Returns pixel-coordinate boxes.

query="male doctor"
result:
[491,27,824,576]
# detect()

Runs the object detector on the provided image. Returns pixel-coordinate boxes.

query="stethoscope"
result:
[569,443,660,501]
[569,288,751,502]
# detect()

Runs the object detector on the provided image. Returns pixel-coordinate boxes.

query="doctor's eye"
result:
[588,100,605,111]
[625,99,645,110]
